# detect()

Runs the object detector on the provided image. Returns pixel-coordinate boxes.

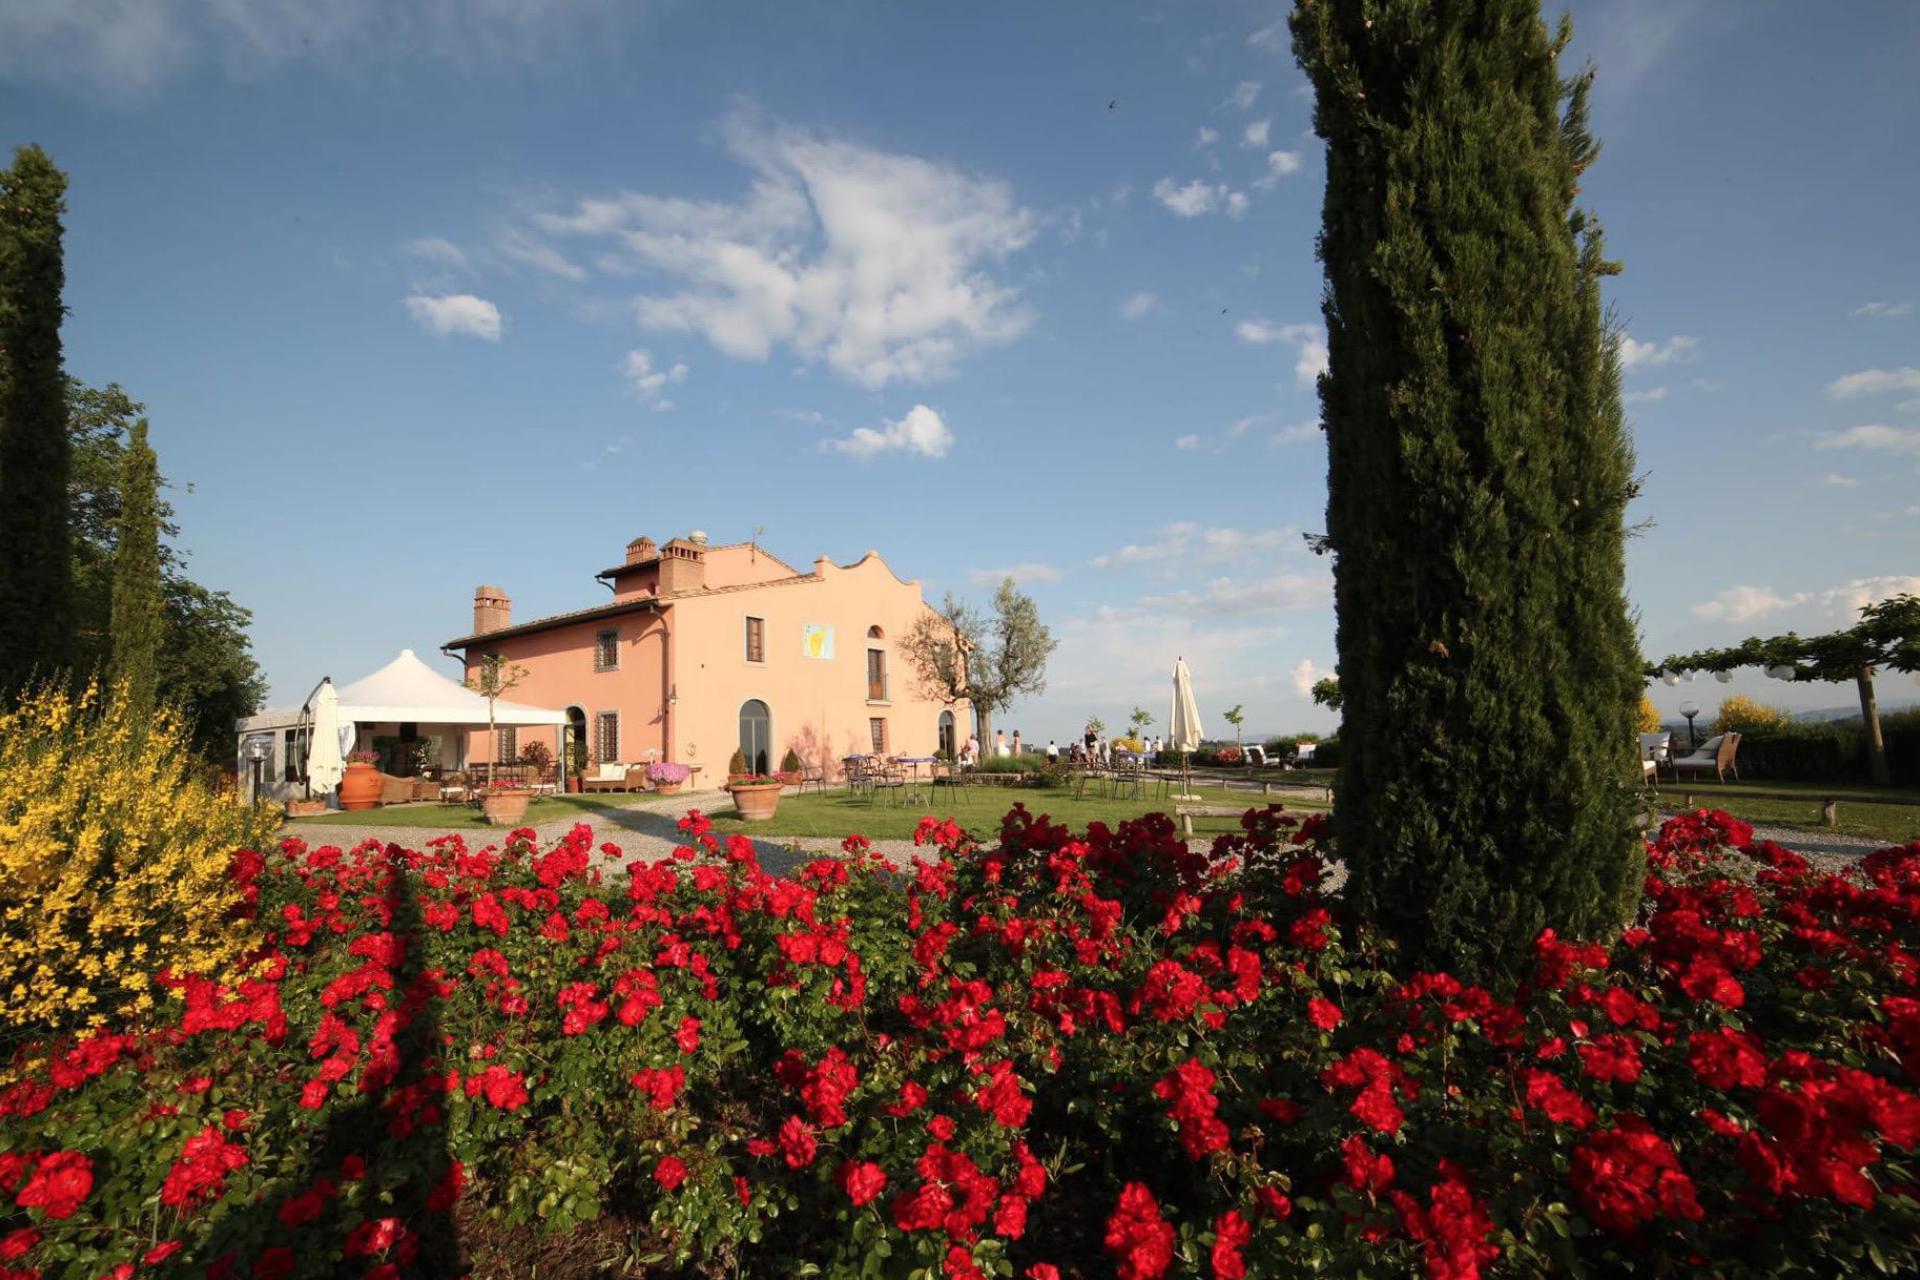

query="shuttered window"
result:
[745,616,765,663]
[595,712,619,764]
[498,726,518,764]
[867,648,887,701]
[595,629,619,671]
[869,718,888,754]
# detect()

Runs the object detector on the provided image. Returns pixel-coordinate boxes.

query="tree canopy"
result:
[902,577,1056,753]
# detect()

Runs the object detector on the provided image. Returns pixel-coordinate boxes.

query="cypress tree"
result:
[1291,0,1645,978]
[0,145,73,694]
[109,419,163,716]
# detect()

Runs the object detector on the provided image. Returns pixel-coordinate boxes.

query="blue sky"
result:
[4,0,1917,742]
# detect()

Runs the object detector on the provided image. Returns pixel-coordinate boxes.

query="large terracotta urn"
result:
[726,780,782,821]
[481,788,532,826]
[338,761,382,811]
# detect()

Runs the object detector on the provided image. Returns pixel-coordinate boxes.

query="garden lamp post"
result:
[1679,700,1701,750]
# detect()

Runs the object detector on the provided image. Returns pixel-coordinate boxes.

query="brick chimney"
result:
[657,539,707,594]
[625,535,658,566]
[472,585,512,635]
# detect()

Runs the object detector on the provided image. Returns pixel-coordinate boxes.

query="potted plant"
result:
[285,798,327,819]
[726,748,750,784]
[480,776,533,826]
[647,760,691,795]
[519,740,553,791]
[565,740,589,793]
[777,748,803,787]
[338,749,382,811]
[725,772,783,821]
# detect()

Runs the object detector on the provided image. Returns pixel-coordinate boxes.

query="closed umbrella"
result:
[306,680,345,801]
[1169,656,1203,801]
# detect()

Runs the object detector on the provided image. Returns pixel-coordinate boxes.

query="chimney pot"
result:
[625,535,658,566]
[472,585,512,635]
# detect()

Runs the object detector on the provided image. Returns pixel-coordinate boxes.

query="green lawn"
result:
[285,794,638,830]
[705,781,1328,842]
[1654,779,1920,845]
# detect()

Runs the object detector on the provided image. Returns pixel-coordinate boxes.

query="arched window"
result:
[738,699,771,775]
[866,625,884,639]
[937,710,955,759]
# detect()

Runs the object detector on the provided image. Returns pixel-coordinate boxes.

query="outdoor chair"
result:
[869,757,907,806]
[795,759,829,795]
[843,756,872,800]
[1639,731,1671,787]
[1671,732,1741,783]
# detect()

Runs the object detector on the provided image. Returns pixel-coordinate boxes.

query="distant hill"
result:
[1792,700,1920,725]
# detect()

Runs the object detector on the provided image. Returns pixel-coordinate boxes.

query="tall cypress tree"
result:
[1291,1,1644,978]
[109,419,163,716]
[0,145,73,694]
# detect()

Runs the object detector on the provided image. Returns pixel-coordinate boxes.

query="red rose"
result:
[838,1160,887,1206]
[777,1115,818,1169]
[252,1245,296,1280]
[1570,1117,1703,1238]
[676,1016,701,1054]
[1687,1028,1768,1092]
[0,1228,38,1260]
[1210,1209,1251,1279]
[16,1150,93,1220]
[1307,997,1343,1031]
[143,1241,185,1265]
[1340,1135,1395,1197]
[654,1156,688,1192]
[1578,1034,1644,1085]
[1104,1182,1175,1280]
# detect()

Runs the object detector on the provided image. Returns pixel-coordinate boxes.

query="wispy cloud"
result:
[1246,22,1287,52]
[1120,291,1159,320]
[1235,319,1326,388]
[967,563,1062,586]
[1816,424,1920,457]
[496,228,586,281]
[1826,367,1920,399]
[1254,150,1303,189]
[620,348,687,410]
[1194,127,1220,148]
[530,112,1037,388]
[1174,433,1201,451]
[1153,177,1237,218]
[1623,386,1668,404]
[1821,473,1859,488]
[1090,522,1299,569]
[1242,119,1271,148]
[1291,657,1325,698]
[822,404,954,460]
[1618,334,1699,370]
[1137,570,1331,619]
[1268,419,1321,447]
[1853,301,1914,319]
[1228,80,1261,109]
[1691,584,1809,623]
[405,236,469,273]
[404,293,501,341]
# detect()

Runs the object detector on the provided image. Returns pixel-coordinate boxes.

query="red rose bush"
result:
[1,804,1917,1276]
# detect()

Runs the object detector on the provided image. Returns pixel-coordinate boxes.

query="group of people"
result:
[948,724,1171,770]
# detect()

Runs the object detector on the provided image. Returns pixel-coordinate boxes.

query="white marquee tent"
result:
[236,649,569,804]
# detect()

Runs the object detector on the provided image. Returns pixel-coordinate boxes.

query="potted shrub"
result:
[480,777,533,826]
[647,760,690,795]
[338,749,382,811]
[519,740,553,790]
[725,773,783,821]
[777,748,803,787]
[565,740,589,793]
[726,748,750,784]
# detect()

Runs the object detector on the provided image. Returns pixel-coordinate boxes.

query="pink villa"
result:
[443,532,967,780]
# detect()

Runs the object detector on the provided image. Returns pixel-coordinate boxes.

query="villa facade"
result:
[443,533,965,779]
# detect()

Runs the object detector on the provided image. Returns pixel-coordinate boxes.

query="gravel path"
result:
[283,795,1895,884]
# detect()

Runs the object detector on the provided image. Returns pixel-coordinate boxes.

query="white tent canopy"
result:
[329,649,566,728]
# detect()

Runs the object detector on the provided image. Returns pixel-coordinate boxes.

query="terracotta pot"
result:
[338,762,382,811]
[654,780,683,796]
[285,799,327,819]
[481,788,532,826]
[775,771,800,787]
[727,780,782,821]
[565,777,582,794]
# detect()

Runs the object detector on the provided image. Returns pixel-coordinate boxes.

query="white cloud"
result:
[1691,585,1811,624]
[1138,570,1331,619]
[1194,126,1220,148]
[531,113,1037,388]
[1229,80,1262,109]
[1816,424,1920,457]
[1269,419,1321,446]
[1090,522,1298,569]
[1153,177,1233,218]
[1291,658,1325,698]
[967,563,1062,586]
[1618,334,1699,370]
[405,236,468,272]
[822,404,953,460]
[404,293,501,341]
[1120,291,1158,320]
[620,348,687,409]
[1623,386,1668,404]
[1242,119,1271,148]
[1254,150,1303,189]
[1853,301,1914,318]
[1174,433,1202,450]
[1822,576,1920,615]
[1225,191,1251,220]
[1236,319,1326,388]
[1822,473,1859,488]
[0,0,650,97]
[1826,367,1920,399]
[1247,22,1286,52]
[495,228,586,281]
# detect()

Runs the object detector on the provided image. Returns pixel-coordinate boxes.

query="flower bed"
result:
[2,807,1918,1277]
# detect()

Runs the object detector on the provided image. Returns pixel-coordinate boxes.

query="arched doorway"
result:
[937,710,955,759]
[738,699,771,775]
[565,706,587,769]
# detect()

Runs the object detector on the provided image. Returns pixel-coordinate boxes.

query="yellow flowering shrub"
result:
[0,682,276,1038]
[1638,694,1662,734]
[1712,693,1793,736]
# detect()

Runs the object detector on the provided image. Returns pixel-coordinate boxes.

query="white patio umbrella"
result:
[305,680,345,800]
[1169,656,1203,801]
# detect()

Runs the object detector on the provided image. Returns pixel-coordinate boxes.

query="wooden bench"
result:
[1175,804,1247,837]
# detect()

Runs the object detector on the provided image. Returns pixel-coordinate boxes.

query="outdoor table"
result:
[897,756,935,807]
